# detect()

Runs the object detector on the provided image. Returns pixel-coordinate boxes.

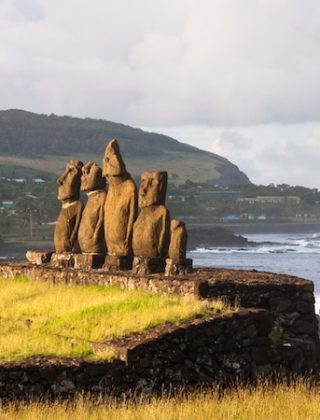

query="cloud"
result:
[0,0,320,126]
[13,0,44,21]
[209,124,320,188]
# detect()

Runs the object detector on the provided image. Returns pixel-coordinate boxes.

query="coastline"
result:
[188,222,320,235]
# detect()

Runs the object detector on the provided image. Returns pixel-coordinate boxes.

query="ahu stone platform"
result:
[0,261,319,399]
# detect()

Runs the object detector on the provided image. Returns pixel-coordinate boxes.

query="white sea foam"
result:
[190,232,320,255]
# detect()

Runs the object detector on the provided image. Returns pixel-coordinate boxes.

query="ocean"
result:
[189,232,320,313]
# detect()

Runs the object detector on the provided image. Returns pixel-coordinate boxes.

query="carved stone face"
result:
[81,162,105,192]
[102,139,126,177]
[138,171,167,208]
[57,160,83,201]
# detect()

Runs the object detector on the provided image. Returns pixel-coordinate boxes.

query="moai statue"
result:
[103,139,138,271]
[165,219,193,276]
[52,160,84,267]
[75,162,107,269]
[132,171,170,274]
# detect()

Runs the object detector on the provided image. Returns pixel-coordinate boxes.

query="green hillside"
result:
[0,109,250,185]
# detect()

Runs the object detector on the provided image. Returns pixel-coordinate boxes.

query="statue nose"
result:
[57,170,68,185]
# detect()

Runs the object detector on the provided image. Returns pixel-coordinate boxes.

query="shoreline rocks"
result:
[187,226,250,249]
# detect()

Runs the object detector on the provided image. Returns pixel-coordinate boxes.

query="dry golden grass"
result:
[0,276,227,362]
[1,380,320,419]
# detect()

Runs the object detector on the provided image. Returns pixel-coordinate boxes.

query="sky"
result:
[1,0,320,187]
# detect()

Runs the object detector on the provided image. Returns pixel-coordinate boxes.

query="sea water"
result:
[188,232,320,313]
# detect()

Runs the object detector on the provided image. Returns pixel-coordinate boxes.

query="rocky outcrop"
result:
[187,226,249,250]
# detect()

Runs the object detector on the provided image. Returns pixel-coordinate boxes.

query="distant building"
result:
[168,195,185,202]
[0,200,16,215]
[11,178,26,183]
[24,193,38,199]
[0,177,26,183]
[238,196,301,205]
[199,191,240,201]
[220,214,240,222]
[32,178,46,183]
[1,200,15,208]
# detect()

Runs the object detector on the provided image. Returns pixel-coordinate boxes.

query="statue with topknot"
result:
[103,139,138,271]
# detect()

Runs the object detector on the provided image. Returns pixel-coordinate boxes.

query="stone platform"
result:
[0,309,275,399]
[0,261,318,355]
[0,261,314,299]
[0,260,319,399]
[0,260,202,297]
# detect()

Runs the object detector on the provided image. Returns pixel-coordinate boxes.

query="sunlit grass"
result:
[0,276,228,362]
[1,380,320,420]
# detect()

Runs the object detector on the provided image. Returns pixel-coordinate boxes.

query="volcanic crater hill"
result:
[0,109,249,186]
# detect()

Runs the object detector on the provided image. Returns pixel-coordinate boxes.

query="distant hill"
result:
[0,109,250,185]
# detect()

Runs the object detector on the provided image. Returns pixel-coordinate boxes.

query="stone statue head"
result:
[57,160,83,201]
[102,139,127,177]
[138,171,168,208]
[81,162,105,192]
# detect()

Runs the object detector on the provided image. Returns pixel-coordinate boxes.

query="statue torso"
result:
[54,200,84,253]
[132,205,170,258]
[104,177,137,255]
[78,190,106,254]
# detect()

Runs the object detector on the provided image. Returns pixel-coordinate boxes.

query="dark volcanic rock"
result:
[187,226,249,250]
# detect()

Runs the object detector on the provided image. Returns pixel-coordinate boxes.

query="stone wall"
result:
[0,262,319,399]
[0,309,283,400]
[0,262,203,297]
[125,309,276,390]
[202,269,320,370]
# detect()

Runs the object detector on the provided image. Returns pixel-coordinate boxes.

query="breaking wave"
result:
[190,232,320,254]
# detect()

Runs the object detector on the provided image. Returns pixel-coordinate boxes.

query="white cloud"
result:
[212,124,320,189]
[0,0,320,126]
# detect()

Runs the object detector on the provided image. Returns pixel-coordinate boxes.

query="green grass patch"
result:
[0,277,228,362]
[269,326,284,343]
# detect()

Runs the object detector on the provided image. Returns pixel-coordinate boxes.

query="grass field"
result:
[1,380,320,419]
[0,276,226,362]
[0,152,221,184]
